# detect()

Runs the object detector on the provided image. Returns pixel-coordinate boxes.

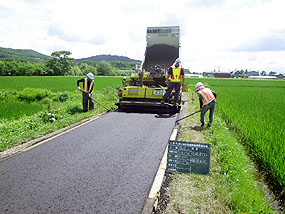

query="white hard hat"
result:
[87,72,94,80]
[175,58,181,64]
[195,82,204,91]
[123,76,127,80]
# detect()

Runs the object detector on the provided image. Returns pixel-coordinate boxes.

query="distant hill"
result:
[77,54,141,63]
[0,47,50,62]
[0,47,141,64]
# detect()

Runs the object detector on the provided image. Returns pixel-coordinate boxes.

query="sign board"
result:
[166,141,211,175]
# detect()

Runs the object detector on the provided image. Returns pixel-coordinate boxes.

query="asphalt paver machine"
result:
[116,26,187,113]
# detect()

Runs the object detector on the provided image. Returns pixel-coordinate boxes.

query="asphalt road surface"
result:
[0,111,177,214]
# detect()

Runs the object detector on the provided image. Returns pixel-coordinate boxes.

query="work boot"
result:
[201,122,204,127]
[207,123,211,128]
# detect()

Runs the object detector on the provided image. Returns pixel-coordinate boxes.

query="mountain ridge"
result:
[0,47,141,63]
[0,47,50,61]
[76,54,141,63]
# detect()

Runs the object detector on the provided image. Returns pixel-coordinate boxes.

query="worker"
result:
[161,58,184,105]
[122,76,127,86]
[77,73,94,112]
[195,82,217,127]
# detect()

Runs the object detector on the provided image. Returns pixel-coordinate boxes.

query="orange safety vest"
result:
[170,66,182,82]
[82,78,94,93]
[198,88,215,105]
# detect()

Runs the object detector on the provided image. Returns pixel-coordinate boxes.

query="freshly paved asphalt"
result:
[0,111,177,214]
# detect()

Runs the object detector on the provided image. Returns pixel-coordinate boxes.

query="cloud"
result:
[160,14,185,27]
[232,32,285,52]
[187,0,225,8]
[88,37,106,46]
[248,55,257,61]
[121,1,157,13]
[0,6,12,17]
[1,0,285,74]
[47,23,105,45]
[48,23,79,42]
[18,0,46,3]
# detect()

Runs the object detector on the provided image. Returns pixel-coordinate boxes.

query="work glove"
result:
[77,87,81,91]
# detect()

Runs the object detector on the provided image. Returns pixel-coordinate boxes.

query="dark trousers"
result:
[82,92,94,112]
[201,101,216,124]
[162,82,181,103]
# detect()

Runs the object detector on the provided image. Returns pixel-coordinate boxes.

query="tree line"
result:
[0,51,140,76]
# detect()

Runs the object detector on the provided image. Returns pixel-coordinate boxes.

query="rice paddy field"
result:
[0,76,122,92]
[0,76,122,120]
[186,78,285,191]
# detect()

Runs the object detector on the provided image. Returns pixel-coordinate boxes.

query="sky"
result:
[1,0,285,74]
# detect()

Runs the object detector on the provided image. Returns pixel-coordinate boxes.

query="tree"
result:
[78,62,97,76]
[46,51,74,76]
[0,61,5,75]
[184,68,190,74]
[269,71,276,76]
[67,65,80,76]
[261,71,267,76]
[97,61,115,76]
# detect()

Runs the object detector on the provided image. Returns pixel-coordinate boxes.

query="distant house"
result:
[214,72,231,78]
[203,72,214,77]
[273,73,284,79]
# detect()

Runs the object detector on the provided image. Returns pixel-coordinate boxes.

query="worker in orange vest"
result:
[161,58,184,105]
[195,82,217,127]
[77,73,94,112]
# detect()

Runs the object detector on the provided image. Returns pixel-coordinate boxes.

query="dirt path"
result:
[156,94,232,214]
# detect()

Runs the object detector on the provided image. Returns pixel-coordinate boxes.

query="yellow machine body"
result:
[116,26,183,113]
[122,86,167,99]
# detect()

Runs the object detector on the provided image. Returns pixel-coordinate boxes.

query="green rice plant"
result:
[0,101,43,120]
[0,89,17,101]
[217,87,285,188]
[0,76,122,92]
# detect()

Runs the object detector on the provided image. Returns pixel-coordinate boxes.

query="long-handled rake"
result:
[175,109,201,124]
[80,89,111,112]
